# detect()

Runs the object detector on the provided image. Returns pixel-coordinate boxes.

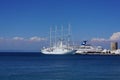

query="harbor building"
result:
[111,42,118,51]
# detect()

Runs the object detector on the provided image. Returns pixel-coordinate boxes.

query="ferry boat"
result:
[76,41,103,54]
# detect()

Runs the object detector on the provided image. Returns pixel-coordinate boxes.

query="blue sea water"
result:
[0,52,120,80]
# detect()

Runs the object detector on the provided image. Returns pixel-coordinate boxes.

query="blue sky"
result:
[0,0,120,51]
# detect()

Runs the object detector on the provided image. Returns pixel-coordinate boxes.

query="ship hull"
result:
[41,50,76,55]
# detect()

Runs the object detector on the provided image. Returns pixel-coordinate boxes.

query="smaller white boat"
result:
[102,49,110,53]
[114,49,120,54]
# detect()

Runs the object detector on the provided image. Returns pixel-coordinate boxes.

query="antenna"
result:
[68,24,71,38]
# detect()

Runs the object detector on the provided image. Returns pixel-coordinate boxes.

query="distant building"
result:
[111,42,118,50]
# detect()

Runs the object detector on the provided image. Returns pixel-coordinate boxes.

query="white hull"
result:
[41,50,76,55]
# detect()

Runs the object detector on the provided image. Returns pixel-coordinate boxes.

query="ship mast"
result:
[55,26,57,47]
[50,27,52,47]
[61,25,64,48]
[68,24,71,47]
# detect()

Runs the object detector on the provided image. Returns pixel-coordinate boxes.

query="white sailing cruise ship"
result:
[41,40,76,55]
[41,26,76,55]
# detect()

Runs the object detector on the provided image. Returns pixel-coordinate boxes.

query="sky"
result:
[0,0,120,51]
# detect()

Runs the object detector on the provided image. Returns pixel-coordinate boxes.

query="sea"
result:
[0,52,120,80]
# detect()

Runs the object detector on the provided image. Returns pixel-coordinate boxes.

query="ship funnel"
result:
[81,41,87,45]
